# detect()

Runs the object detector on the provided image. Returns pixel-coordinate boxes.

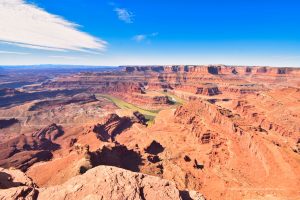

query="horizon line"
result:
[1,64,300,68]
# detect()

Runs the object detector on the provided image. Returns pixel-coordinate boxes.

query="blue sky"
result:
[0,0,300,66]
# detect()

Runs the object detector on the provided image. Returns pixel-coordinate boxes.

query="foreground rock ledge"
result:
[0,166,204,200]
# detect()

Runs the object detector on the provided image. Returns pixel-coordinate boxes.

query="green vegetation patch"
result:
[96,94,160,124]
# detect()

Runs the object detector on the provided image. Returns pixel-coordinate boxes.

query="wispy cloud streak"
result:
[0,50,30,55]
[0,0,107,52]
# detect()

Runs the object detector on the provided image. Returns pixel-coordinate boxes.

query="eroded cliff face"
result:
[113,97,300,200]
[2,94,299,199]
[123,65,300,76]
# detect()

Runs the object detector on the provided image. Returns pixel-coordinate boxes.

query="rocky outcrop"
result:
[32,123,64,141]
[0,150,53,172]
[93,114,133,142]
[38,166,204,200]
[93,113,147,142]
[0,167,38,200]
[0,168,36,189]
[0,166,205,200]
[174,100,238,137]
[0,124,63,171]
[0,133,57,160]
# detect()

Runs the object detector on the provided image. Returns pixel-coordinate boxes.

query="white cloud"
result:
[0,50,30,55]
[133,35,147,42]
[0,0,107,52]
[114,8,134,23]
[133,32,159,42]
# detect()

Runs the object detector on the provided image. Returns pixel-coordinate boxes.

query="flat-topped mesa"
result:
[253,66,296,75]
[39,65,300,98]
[44,78,144,94]
[124,66,165,73]
[122,65,300,75]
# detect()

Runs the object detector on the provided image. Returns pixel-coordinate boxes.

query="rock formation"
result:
[0,65,299,200]
[113,98,300,199]
[0,166,205,200]
[0,124,63,171]
[93,114,134,142]
[32,123,64,141]
[0,167,38,200]
[93,113,147,142]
